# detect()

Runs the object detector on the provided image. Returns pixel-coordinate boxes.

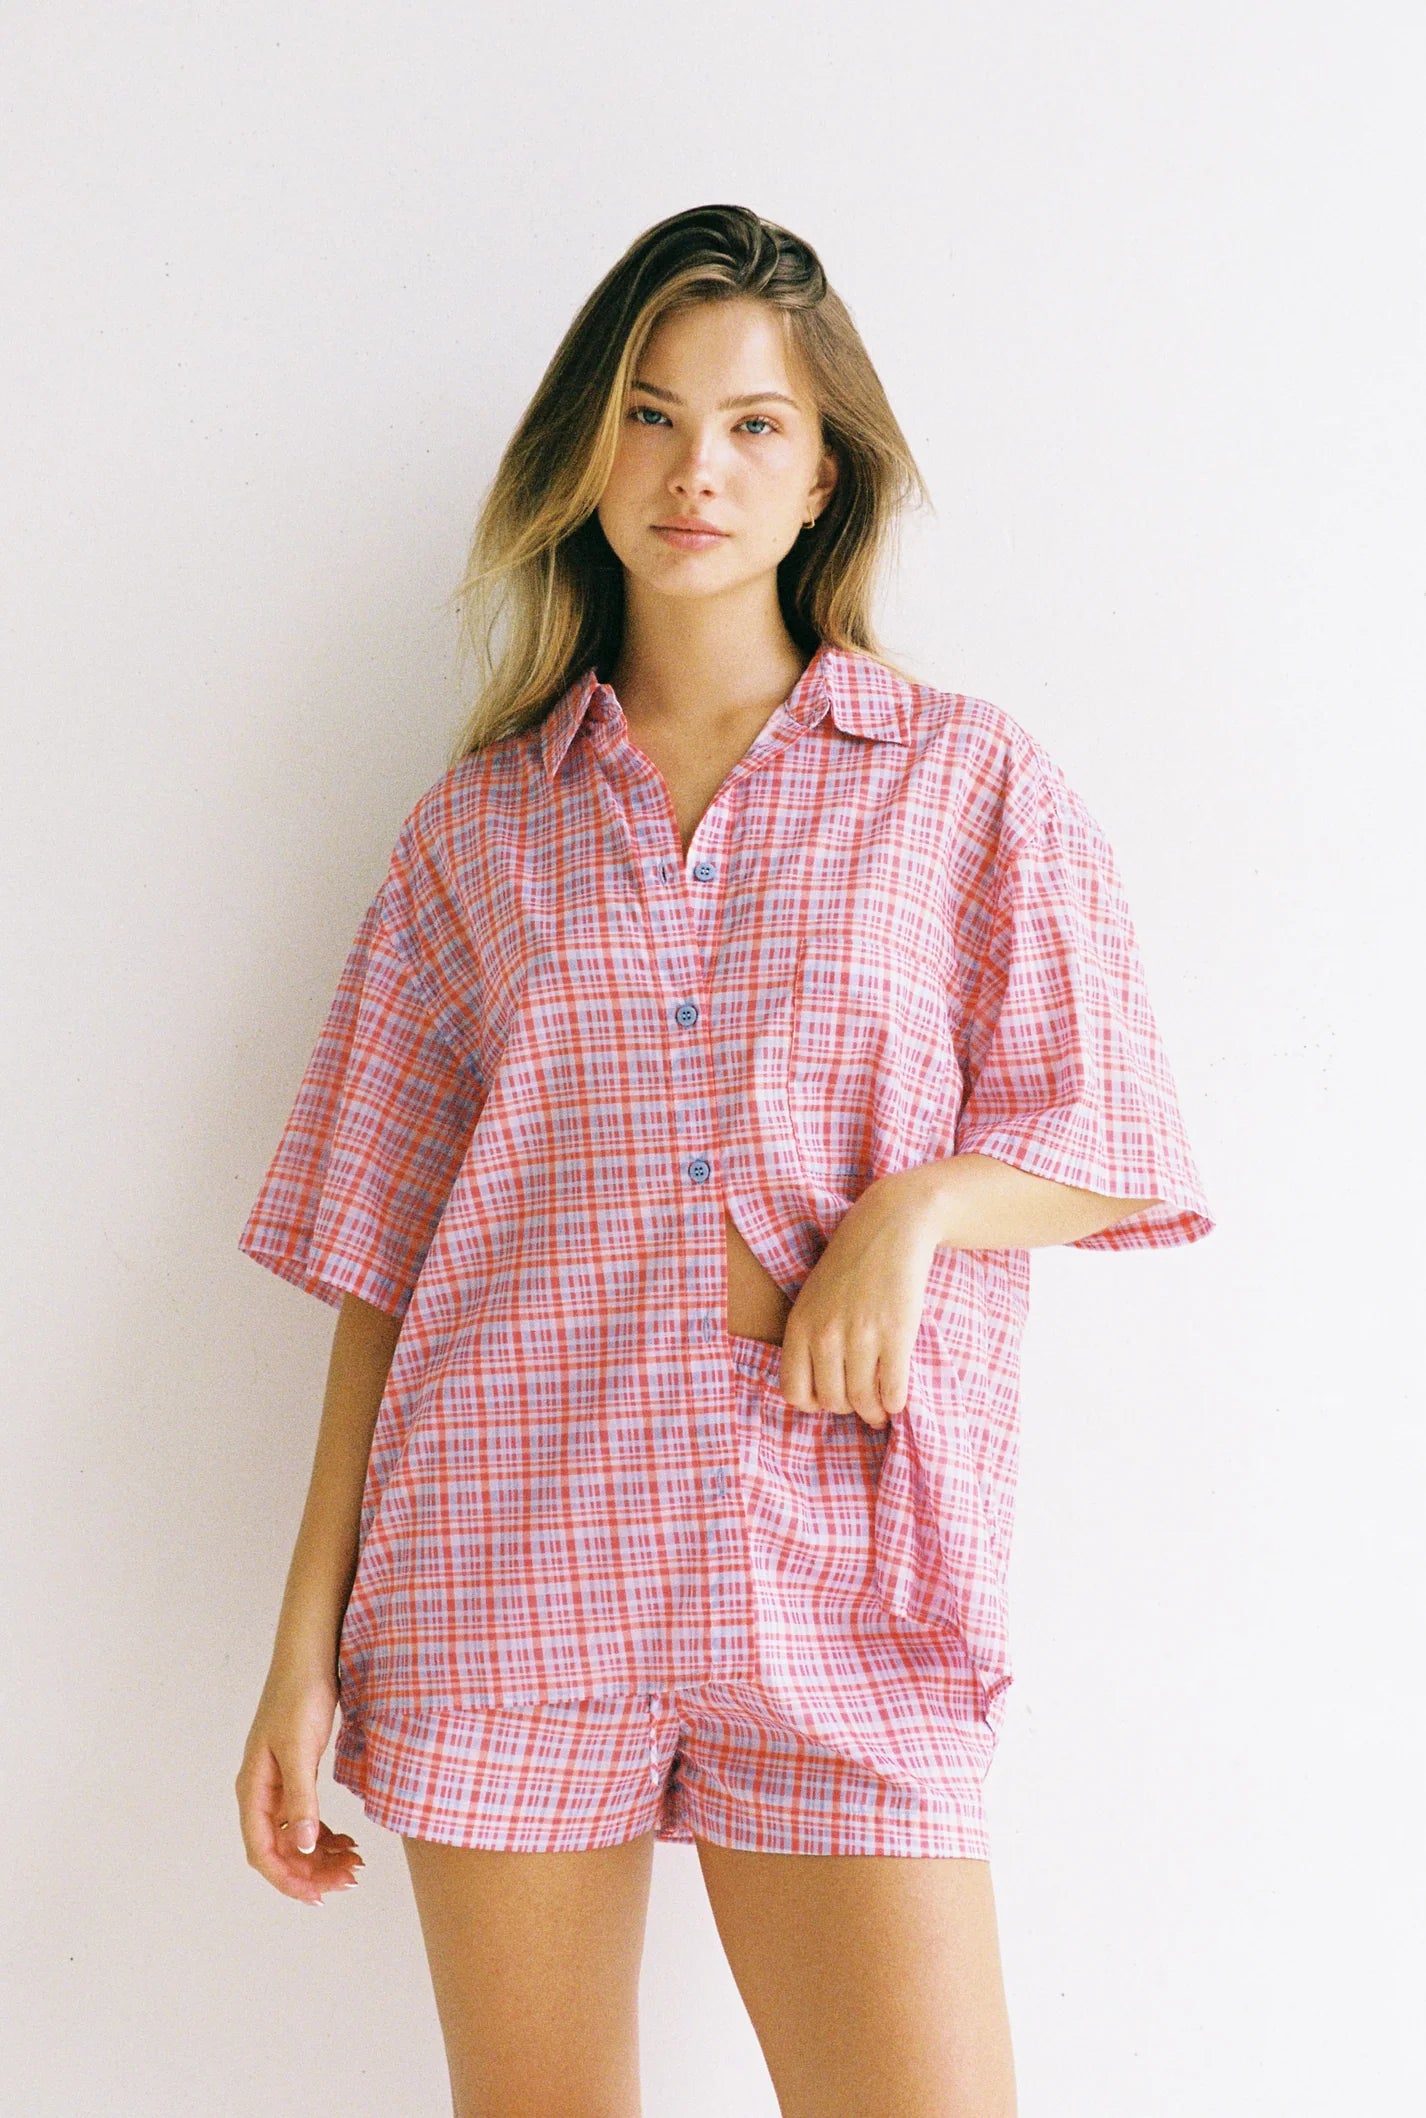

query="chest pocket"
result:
[781,925,963,1202]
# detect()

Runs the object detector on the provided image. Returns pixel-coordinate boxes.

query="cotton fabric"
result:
[337,1329,997,1856]
[239,642,1215,1818]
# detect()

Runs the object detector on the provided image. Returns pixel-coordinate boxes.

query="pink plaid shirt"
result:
[239,642,1214,1725]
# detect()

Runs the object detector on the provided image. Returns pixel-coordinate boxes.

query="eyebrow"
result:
[629,380,801,412]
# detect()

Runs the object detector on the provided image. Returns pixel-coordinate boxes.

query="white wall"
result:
[3,4,1421,2112]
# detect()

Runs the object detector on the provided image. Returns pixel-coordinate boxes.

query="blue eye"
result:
[626,405,779,435]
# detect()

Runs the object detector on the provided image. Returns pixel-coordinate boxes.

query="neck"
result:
[609,584,809,733]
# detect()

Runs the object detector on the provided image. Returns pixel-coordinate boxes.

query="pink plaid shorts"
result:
[332,1334,1001,1859]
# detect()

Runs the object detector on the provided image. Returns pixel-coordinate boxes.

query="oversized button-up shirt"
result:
[238,641,1215,1724]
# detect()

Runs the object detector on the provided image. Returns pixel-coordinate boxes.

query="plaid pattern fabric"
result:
[332,1338,997,1856]
[240,642,1215,1745]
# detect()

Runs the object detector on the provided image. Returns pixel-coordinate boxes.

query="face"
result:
[595,296,838,602]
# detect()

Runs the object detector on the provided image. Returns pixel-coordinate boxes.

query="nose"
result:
[668,427,722,495]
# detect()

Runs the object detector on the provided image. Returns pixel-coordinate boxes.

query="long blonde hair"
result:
[444,203,933,765]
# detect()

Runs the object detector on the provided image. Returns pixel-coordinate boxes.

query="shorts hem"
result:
[334,1694,995,1862]
[333,1739,667,1854]
[670,1795,990,1860]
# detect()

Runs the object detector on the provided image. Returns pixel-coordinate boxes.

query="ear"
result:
[811,443,839,510]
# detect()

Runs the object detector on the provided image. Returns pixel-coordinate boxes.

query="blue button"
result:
[686,1156,711,1184]
[674,1000,699,1028]
[692,859,716,882]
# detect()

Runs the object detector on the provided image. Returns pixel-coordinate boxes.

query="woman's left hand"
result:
[776,1171,942,1430]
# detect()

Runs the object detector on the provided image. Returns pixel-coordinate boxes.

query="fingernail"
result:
[293,1822,318,1854]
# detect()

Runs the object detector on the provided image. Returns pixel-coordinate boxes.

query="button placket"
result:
[592,712,765,1669]
[615,772,742,1521]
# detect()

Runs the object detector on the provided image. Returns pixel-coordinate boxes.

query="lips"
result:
[651,521,730,550]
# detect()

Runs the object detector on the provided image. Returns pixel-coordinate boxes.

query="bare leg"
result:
[402,1830,658,2118]
[694,1839,1017,2118]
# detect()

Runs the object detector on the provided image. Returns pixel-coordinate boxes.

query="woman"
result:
[235,204,1214,2117]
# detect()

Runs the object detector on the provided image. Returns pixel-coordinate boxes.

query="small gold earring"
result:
[804,511,817,528]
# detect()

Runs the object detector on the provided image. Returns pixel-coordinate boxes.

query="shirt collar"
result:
[538,640,909,781]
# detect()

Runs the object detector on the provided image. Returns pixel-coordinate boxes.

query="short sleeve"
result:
[952,748,1215,1250]
[238,830,484,1317]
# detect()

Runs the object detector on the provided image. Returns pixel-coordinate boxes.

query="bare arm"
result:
[780,1155,1162,1423]
[270,1290,404,1675]
[901,1151,1160,1249]
[236,1290,402,1906]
